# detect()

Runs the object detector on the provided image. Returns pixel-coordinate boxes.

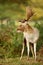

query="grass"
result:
[0,56,43,65]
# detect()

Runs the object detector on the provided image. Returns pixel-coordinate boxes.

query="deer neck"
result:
[24,24,34,33]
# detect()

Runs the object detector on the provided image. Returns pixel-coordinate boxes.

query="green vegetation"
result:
[0,0,43,20]
[0,0,43,65]
[0,20,23,58]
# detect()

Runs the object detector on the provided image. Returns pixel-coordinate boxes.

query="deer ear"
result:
[19,19,26,23]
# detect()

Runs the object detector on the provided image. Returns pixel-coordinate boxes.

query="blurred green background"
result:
[0,0,43,59]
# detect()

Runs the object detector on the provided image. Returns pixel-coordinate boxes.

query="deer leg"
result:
[20,43,24,60]
[26,40,30,59]
[30,45,34,58]
[34,43,36,60]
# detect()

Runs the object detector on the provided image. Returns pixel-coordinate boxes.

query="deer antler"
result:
[26,6,34,21]
[19,6,34,23]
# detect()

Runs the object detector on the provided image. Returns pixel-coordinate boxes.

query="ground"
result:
[0,56,43,65]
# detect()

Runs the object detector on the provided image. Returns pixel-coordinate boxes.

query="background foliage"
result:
[0,0,43,59]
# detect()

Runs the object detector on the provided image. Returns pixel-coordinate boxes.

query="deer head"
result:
[17,24,33,33]
[17,25,24,32]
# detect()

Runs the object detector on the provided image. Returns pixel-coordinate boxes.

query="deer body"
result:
[23,27,39,43]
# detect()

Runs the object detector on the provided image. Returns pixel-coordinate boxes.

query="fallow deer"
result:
[17,23,39,60]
